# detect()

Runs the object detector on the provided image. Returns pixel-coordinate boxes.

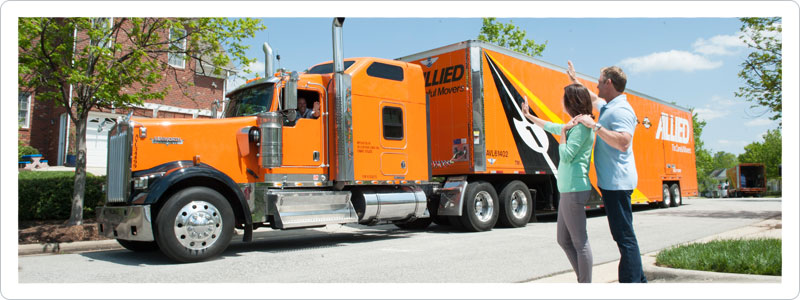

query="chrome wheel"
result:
[660,184,671,208]
[510,190,528,220]
[474,191,494,223]
[173,200,223,251]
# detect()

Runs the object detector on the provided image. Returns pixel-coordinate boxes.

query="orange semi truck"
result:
[97,18,697,262]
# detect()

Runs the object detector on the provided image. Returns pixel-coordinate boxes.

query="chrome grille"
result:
[106,119,132,204]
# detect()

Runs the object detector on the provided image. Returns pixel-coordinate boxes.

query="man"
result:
[297,97,320,119]
[567,61,647,283]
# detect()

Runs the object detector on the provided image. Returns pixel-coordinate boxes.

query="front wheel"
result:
[155,187,235,263]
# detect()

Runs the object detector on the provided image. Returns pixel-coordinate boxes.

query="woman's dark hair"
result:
[563,84,594,119]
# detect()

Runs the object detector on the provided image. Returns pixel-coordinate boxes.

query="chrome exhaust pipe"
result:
[263,42,274,78]
[332,17,354,184]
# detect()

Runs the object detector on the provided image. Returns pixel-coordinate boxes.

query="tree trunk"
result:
[67,117,88,225]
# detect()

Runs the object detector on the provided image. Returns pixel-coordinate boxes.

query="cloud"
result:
[244,60,266,75]
[618,50,722,73]
[744,118,774,127]
[718,139,748,146]
[693,108,729,122]
[692,34,747,55]
[692,95,737,122]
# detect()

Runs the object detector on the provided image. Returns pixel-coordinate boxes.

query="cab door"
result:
[281,89,326,171]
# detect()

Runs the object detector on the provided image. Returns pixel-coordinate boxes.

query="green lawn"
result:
[656,238,781,276]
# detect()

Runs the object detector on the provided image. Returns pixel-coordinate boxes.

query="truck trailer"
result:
[726,163,767,197]
[97,18,698,262]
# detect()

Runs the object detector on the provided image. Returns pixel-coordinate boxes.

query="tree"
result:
[18,18,266,225]
[736,17,782,123]
[478,18,546,57]
[692,110,714,192]
[739,129,781,179]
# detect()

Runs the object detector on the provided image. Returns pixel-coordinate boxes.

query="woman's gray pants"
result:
[557,190,593,283]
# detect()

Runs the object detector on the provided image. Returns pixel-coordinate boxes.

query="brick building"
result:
[18,18,235,173]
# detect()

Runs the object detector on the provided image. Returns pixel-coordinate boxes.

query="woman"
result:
[521,84,595,283]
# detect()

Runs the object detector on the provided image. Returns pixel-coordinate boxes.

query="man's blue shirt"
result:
[594,94,638,191]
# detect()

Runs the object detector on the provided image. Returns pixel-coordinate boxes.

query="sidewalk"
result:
[527,217,782,283]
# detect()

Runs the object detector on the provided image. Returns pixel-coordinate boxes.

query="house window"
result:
[90,18,114,48]
[168,28,187,68]
[19,92,31,129]
[382,106,403,140]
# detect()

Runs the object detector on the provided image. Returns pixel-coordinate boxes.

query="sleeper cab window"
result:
[382,106,403,140]
[366,62,404,81]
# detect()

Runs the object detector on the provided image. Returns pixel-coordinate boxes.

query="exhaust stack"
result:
[263,42,274,78]
[331,17,354,184]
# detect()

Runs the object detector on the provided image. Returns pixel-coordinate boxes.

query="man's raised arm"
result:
[567,60,604,110]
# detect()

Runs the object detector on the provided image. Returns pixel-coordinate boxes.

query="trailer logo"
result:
[421,56,438,68]
[655,113,690,144]
[424,64,465,87]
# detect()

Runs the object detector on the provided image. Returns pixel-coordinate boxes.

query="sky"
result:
[225,17,781,156]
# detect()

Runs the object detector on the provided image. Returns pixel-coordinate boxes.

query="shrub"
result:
[656,238,781,276]
[18,171,107,221]
[18,141,40,161]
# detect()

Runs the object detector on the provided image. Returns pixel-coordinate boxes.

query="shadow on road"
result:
[645,210,781,219]
[79,228,418,265]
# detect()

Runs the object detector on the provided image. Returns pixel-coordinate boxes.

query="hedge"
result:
[18,171,106,221]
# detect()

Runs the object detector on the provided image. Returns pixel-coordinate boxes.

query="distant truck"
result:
[726,163,767,197]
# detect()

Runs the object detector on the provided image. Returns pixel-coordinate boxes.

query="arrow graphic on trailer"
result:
[484,52,558,175]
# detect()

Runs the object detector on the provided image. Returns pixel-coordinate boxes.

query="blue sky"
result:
[226,18,781,156]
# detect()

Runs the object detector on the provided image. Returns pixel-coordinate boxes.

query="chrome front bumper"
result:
[96,205,154,241]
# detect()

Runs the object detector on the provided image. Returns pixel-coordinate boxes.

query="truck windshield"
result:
[225,83,274,117]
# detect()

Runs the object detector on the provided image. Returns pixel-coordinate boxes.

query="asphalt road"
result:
[18,197,781,283]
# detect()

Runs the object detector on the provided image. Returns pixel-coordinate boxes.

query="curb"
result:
[18,239,122,256]
[642,253,780,283]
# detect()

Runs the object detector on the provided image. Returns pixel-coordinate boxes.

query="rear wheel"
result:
[458,181,499,232]
[155,187,234,263]
[497,181,533,228]
[659,184,671,208]
[117,239,159,252]
[669,184,681,207]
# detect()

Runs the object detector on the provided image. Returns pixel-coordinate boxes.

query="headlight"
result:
[133,176,149,190]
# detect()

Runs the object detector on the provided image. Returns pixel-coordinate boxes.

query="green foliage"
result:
[18,141,40,161]
[18,171,106,220]
[693,110,742,192]
[656,238,781,276]
[739,129,781,179]
[19,17,266,116]
[692,111,714,192]
[18,17,265,224]
[736,17,782,123]
[478,18,546,57]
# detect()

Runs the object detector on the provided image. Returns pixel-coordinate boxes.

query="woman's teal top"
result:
[543,122,595,193]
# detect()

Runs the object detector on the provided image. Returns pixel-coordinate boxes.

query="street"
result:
[18,197,781,283]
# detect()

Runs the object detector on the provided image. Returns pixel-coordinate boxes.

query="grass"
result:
[656,238,781,276]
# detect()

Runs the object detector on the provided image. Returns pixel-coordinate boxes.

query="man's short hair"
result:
[601,66,627,93]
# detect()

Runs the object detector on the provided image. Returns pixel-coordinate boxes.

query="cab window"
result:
[382,106,403,140]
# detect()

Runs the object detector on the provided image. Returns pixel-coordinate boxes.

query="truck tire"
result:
[458,181,499,232]
[117,239,159,252]
[659,184,671,208]
[669,184,681,207]
[154,187,234,263]
[497,181,533,228]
